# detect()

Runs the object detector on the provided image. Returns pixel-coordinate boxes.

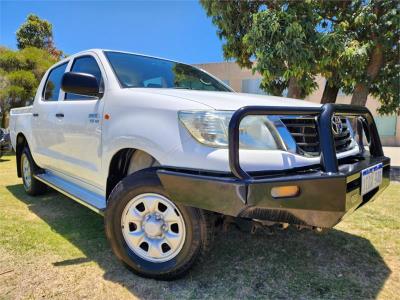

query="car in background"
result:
[0,127,11,158]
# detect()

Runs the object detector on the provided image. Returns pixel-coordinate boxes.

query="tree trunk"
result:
[321,80,339,104]
[287,77,302,99]
[351,84,370,107]
[1,111,8,128]
[351,43,384,106]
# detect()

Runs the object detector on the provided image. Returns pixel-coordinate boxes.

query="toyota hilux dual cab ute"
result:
[10,49,390,279]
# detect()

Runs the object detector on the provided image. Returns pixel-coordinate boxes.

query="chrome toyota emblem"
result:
[331,116,343,135]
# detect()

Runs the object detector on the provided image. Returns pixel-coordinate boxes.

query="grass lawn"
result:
[0,154,399,299]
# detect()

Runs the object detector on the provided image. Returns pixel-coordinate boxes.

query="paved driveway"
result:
[383,147,400,181]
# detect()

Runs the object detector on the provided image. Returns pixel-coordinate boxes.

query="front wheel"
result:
[105,170,213,280]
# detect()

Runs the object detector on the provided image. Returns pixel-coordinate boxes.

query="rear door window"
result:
[43,63,68,101]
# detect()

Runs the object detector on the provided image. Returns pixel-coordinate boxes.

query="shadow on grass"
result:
[0,153,14,162]
[7,183,390,299]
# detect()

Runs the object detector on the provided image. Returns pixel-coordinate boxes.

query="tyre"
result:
[105,170,214,280]
[20,147,47,196]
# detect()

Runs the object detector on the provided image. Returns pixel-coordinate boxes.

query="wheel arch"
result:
[106,148,160,199]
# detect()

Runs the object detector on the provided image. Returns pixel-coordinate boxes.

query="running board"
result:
[35,172,106,215]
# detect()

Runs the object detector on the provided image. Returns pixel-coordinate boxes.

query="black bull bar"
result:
[157,104,391,228]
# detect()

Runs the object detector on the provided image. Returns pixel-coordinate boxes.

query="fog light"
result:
[271,186,300,198]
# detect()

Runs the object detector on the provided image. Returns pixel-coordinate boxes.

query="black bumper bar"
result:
[157,104,390,228]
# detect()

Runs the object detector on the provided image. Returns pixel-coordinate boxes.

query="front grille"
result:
[281,117,319,156]
[281,116,353,157]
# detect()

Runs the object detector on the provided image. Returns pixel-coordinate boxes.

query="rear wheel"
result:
[105,170,213,280]
[20,147,46,196]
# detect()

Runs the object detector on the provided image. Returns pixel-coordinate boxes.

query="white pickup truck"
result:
[10,49,390,279]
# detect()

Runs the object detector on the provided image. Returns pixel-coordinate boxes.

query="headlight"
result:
[178,110,279,149]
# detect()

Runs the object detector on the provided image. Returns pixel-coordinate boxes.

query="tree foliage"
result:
[319,1,399,111]
[16,14,63,59]
[1,14,62,127]
[201,1,260,69]
[346,1,399,111]
[0,47,58,127]
[17,14,53,50]
[200,0,400,114]
[245,2,320,98]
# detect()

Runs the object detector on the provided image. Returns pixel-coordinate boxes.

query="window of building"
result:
[43,63,68,101]
[221,79,230,87]
[241,78,267,95]
[65,56,102,100]
[374,115,397,136]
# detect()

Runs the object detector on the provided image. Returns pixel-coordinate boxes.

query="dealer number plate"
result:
[361,163,383,196]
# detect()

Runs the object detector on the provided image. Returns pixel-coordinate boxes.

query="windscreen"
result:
[105,51,231,92]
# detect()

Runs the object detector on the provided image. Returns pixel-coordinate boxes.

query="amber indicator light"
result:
[271,186,300,198]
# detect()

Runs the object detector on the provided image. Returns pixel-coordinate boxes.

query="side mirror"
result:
[61,72,102,97]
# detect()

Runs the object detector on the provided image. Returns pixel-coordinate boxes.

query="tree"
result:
[0,14,62,127]
[319,0,399,110]
[370,52,400,115]
[5,70,38,105]
[201,0,399,113]
[245,2,320,98]
[317,1,355,104]
[0,47,58,127]
[201,1,332,99]
[0,68,9,128]
[16,14,63,59]
[346,1,399,110]
[17,14,53,50]
[200,1,259,69]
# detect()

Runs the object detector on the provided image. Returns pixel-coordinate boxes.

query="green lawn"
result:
[0,154,399,299]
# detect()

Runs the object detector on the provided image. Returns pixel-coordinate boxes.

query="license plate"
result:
[361,163,383,195]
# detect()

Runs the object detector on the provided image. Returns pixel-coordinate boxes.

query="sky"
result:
[0,0,226,64]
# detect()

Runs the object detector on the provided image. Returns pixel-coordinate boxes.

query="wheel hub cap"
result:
[22,154,31,189]
[143,214,164,237]
[121,193,186,263]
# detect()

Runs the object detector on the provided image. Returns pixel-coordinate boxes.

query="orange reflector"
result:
[271,186,300,198]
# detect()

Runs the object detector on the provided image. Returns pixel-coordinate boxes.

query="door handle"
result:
[55,113,64,118]
[32,113,39,117]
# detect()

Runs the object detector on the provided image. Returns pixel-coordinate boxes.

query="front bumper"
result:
[158,155,390,228]
[157,104,391,228]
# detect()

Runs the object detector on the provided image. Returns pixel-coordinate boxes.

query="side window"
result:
[43,63,68,101]
[65,56,102,100]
